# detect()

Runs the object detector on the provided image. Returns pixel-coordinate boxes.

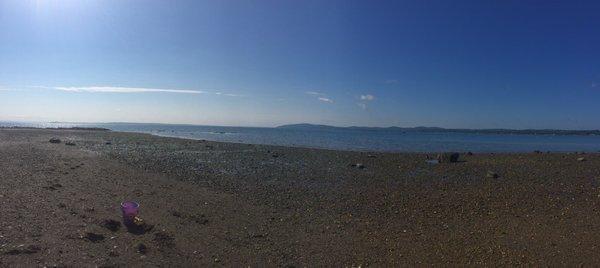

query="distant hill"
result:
[277,123,600,136]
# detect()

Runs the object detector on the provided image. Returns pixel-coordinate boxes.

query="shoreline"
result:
[1,128,600,266]
[3,126,599,154]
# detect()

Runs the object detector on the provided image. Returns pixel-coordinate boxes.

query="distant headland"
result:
[277,123,600,136]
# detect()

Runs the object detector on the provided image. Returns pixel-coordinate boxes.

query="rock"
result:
[49,138,61,144]
[84,232,105,242]
[65,141,76,146]
[486,171,499,178]
[437,152,460,163]
[350,163,365,169]
[367,154,377,158]
[4,245,41,255]
[105,141,112,145]
[425,159,439,164]
[577,157,586,162]
[467,152,474,156]
[171,211,183,218]
[137,243,148,254]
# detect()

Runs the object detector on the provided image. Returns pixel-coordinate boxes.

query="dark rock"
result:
[486,171,499,178]
[467,152,474,156]
[49,138,61,144]
[4,245,41,255]
[191,214,209,225]
[437,152,460,163]
[350,163,365,169]
[105,141,112,145]
[101,219,121,232]
[171,211,183,218]
[84,232,105,242]
[137,243,148,254]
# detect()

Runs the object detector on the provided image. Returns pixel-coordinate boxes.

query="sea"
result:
[2,121,600,153]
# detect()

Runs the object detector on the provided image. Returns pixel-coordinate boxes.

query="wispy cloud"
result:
[306,91,325,96]
[384,79,399,84]
[318,97,334,103]
[52,86,205,94]
[592,82,598,88]
[215,92,244,97]
[357,103,367,110]
[33,85,242,97]
[360,94,375,101]
[306,91,333,103]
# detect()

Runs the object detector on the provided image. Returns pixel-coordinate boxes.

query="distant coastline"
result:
[277,123,600,136]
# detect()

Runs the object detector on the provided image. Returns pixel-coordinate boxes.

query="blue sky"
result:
[1,0,599,129]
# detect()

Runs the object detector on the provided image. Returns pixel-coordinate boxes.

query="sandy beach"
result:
[1,128,600,266]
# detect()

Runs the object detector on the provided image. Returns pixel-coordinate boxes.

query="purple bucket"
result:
[121,201,139,224]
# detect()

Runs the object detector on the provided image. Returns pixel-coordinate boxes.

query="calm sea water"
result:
[2,121,600,153]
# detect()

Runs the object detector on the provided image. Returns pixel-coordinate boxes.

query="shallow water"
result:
[3,121,600,153]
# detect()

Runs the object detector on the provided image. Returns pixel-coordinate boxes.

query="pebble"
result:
[486,171,499,178]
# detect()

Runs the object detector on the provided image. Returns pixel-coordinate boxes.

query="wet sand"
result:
[1,128,600,266]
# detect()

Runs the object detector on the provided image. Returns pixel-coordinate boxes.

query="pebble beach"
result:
[1,128,600,266]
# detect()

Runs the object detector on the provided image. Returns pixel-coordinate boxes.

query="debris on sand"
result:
[153,231,175,248]
[101,219,122,232]
[49,138,61,144]
[486,171,499,178]
[126,218,154,235]
[578,157,586,162]
[42,183,63,190]
[350,163,365,169]
[426,159,439,164]
[3,245,41,255]
[84,232,105,243]
[65,141,76,146]
[437,152,460,163]
[171,210,209,225]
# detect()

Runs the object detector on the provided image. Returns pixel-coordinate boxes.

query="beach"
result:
[1,128,600,266]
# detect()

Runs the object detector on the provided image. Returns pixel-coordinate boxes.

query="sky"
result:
[1,0,599,129]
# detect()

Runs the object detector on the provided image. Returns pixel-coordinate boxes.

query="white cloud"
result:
[306,91,325,96]
[53,86,205,94]
[318,97,334,103]
[215,92,243,97]
[360,94,375,101]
